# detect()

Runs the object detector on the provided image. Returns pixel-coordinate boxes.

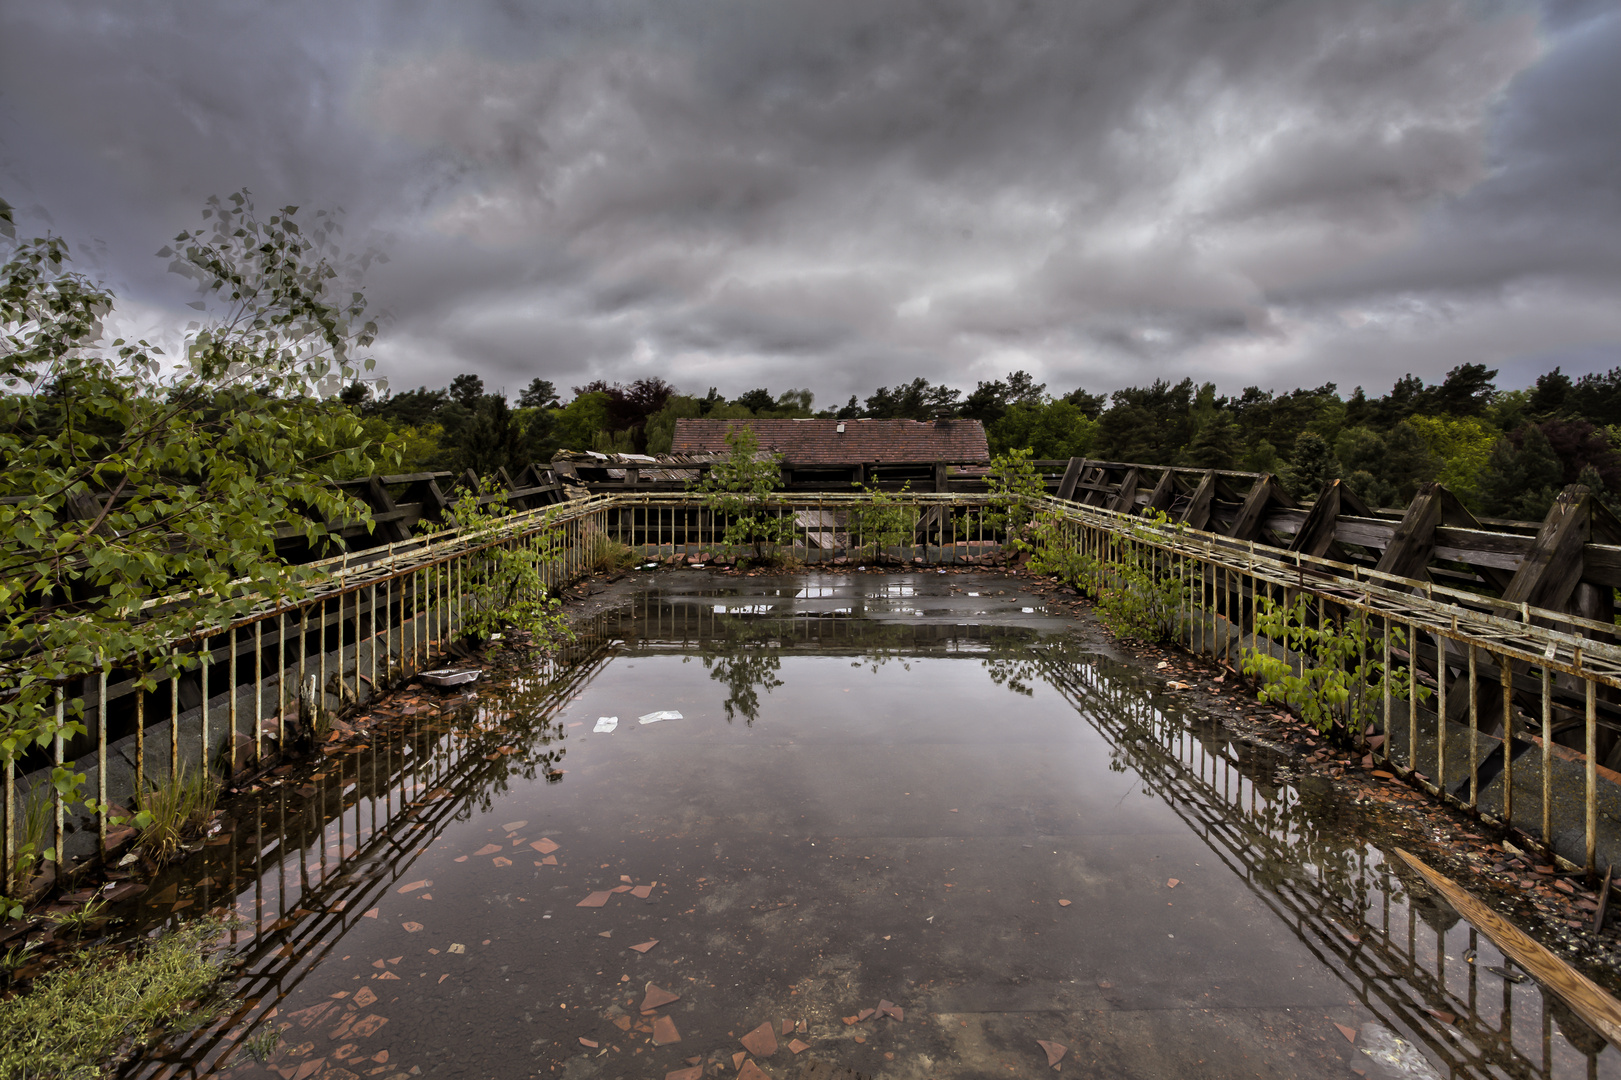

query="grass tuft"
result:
[134,764,219,864]
[0,917,232,1080]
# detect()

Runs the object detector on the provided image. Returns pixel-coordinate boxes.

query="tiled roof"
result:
[671,418,990,466]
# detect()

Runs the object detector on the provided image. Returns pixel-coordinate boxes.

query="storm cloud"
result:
[1,0,1617,402]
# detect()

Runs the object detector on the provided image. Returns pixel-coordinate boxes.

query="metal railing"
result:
[10,486,1621,897]
[2,495,619,894]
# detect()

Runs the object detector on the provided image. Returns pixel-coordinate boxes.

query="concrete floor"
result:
[132,572,1621,1080]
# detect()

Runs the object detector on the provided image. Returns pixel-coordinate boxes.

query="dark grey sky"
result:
[2,0,1617,405]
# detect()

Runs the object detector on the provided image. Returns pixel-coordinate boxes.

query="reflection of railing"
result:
[121,637,615,1078]
[1035,650,1614,1077]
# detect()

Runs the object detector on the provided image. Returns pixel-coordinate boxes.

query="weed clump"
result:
[133,764,219,864]
[0,917,233,1079]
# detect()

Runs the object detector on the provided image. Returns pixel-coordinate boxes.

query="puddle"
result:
[117,573,1620,1079]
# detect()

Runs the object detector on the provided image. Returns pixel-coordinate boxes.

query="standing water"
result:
[119,572,1620,1079]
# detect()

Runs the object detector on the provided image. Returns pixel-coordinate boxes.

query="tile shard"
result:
[740,1021,778,1057]
[641,982,681,1011]
[1037,1039,1068,1068]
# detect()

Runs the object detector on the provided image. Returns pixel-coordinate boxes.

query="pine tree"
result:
[1281,431,1341,498]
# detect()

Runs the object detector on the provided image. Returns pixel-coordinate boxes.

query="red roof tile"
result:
[671,418,989,466]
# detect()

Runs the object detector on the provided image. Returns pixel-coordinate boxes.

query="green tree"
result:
[0,191,389,817]
[518,378,559,409]
[1405,414,1499,509]
[1281,431,1341,498]
[986,401,1097,459]
[1478,424,1564,520]
[692,426,791,561]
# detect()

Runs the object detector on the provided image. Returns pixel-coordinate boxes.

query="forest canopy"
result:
[350,361,1621,521]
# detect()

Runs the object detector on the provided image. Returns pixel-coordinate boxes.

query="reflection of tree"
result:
[687,617,784,723]
[702,651,784,724]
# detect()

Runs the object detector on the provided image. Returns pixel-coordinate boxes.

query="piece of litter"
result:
[502,820,527,831]
[579,1038,598,1049]
[638,710,684,724]
[630,940,659,953]
[1334,1023,1357,1042]
[737,1061,770,1080]
[577,892,613,908]
[598,931,613,938]
[1358,1022,1441,1079]
[398,880,431,893]
[447,943,465,954]
[1058,899,1072,907]
[1166,878,1179,888]
[631,884,654,899]
[652,1016,681,1045]
[740,1022,778,1057]
[593,717,619,733]
[531,838,560,854]
[401,922,423,933]
[1037,1040,1068,1068]
[789,1038,810,1054]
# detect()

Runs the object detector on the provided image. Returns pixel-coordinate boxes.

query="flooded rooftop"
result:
[121,572,1621,1079]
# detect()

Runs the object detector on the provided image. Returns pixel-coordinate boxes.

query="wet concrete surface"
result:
[121,572,1621,1079]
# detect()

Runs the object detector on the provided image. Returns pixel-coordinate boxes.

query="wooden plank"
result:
[1501,486,1595,612]
[1334,516,1398,549]
[1055,458,1084,501]
[1373,484,1446,580]
[1289,481,1345,558]
[1144,469,1177,515]
[1227,475,1292,543]
[1108,468,1141,514]
[1180,470,1216,531]
[1394,848,1621,1050]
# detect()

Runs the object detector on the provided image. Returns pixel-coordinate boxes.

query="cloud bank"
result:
[2,0,1617,402]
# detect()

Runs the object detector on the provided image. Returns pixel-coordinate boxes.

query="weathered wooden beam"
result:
[1108,468,1141,514]
[1395,849,1621,1051]
[1289,481,1349,559]
[1055,457,1084,502]
[1144,469,1177,515]
[1226,474,1293,544]
[1373,483,1448,580]
[1179,470,1217,531]
[1501,486,1602,612]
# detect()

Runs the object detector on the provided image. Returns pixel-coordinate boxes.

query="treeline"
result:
[344,362,1621,520]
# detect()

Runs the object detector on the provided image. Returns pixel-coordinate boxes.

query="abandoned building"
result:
[670,417,990,490]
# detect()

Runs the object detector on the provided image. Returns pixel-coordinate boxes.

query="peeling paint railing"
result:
[601,491,1006,565]
[1,495,619,895]
[1025,494,1621,875]
[13,486,1621,896]
[603,491,1621,874]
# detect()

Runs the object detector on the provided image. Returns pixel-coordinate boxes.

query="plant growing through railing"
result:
[425,481,573,650]
[0,191,395,822]
[849,480,914,563]
[1027,510,1097,595]
[692,426,792,563]
[1240,593,1427,740]
[985,447,1047,544]
[1094,512,1190,643]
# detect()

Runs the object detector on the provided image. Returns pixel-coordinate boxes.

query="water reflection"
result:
[1027,643,1614,1078]
[113,580,1619,1080]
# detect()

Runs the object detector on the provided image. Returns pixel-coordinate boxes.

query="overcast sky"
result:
[2,0,1617,406]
